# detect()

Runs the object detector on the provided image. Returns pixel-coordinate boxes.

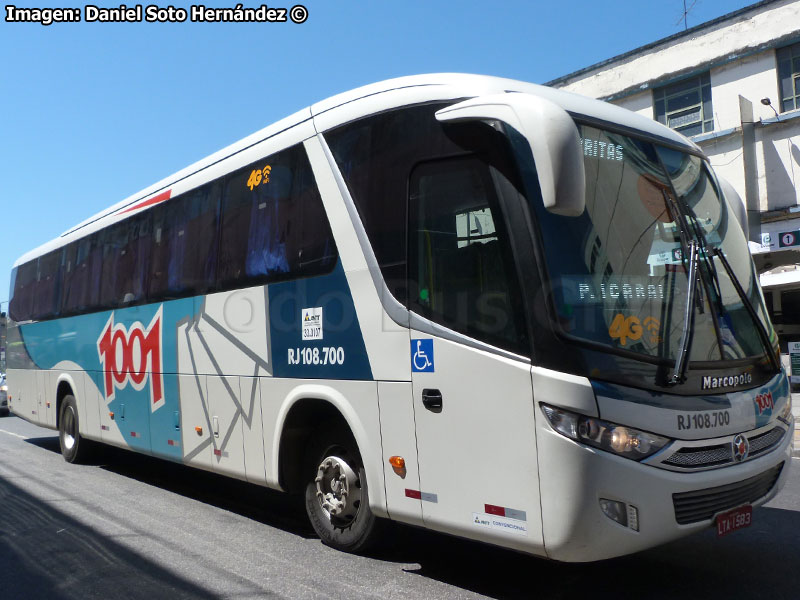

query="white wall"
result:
[614,90,652,120]
[555,0,800,102]
[710,50,779,128]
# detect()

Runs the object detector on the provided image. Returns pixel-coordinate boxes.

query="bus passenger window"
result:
[32,250,63,319]
[61,237,101,315]
[9,261,37,322]
[99,214,151,308]
[149,184,220,300]
[217,144,336,290]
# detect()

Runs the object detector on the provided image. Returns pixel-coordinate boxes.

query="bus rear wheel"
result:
[304,429,381,553]
[59,395,91,463]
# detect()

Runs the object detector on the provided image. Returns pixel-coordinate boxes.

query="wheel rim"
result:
[314,455,362,526]
[62,406,76,451]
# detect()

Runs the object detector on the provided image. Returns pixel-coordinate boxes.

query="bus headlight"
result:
[541,404,670,461]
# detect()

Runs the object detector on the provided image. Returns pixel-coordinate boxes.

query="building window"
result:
[653,73,713,137]
[777,42,800,113]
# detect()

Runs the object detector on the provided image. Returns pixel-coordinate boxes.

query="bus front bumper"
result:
[536,423,792,562]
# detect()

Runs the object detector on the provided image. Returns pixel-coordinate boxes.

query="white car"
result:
[0,374,7,415]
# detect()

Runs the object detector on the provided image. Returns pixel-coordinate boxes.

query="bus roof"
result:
[14,73,698,268]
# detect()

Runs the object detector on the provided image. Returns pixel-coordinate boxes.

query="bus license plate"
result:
[716,505,752,537]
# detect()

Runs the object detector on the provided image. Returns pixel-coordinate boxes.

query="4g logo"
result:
[246,164,272,191]
[608,313,661,346]
[97,307,164,412]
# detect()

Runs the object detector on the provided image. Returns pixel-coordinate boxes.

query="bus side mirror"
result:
[435,93,585,217]
[717,175,749,240]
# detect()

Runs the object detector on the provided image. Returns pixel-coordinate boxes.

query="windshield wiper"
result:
[669,240,699,386]
[682,205,724,313]
[662,190,705,314]
[712,247,781,373]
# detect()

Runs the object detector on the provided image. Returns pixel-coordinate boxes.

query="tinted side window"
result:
[14,144,335,320]
[99,212,152,308]
[217,144,336,289]
[32,250,63,320]
[149,183,220,299]
[61,236,102,315]
[325,103,529,353]
[9,262,37,322]
[325,103,479,303]
[120,212,152,305]
[408,157,526,354]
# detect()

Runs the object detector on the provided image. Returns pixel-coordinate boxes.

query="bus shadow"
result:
[25,434,314,539]
[0,473,217,600]
[25,435,61,453]
[385,506,800,599]
[23,435,800,598]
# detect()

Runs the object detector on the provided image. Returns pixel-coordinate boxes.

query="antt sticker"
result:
[302,307,323,341]
[97,306,164,411]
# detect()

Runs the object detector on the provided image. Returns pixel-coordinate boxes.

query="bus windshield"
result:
[531,124,775,367]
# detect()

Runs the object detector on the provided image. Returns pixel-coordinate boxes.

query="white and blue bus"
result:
[7,74,793,561]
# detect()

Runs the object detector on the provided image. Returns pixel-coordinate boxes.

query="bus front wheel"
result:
[304,428,381,553]
[59,395,91,463]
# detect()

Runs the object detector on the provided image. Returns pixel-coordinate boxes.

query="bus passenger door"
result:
[410,340,540,546]
[406,155,543,548]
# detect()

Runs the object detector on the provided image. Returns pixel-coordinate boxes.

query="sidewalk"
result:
[794,419,799,458]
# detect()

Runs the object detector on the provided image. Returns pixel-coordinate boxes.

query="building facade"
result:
[548,0,800,356]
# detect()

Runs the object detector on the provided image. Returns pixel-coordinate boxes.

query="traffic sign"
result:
[779,231,800,247]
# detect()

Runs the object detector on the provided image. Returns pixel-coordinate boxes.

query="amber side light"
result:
[389,456,407,479]
[195,426,203,435]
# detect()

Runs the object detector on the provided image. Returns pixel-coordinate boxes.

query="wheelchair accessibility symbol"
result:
[411,339,435,372]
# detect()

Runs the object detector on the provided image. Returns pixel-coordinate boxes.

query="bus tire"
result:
[304,427,381,553]
[59,395,91,463]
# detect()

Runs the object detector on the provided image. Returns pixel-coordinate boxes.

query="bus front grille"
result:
[672,463,783,525]
[660,426,786,470]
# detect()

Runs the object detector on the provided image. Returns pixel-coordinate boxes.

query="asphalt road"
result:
[1,414,799,600]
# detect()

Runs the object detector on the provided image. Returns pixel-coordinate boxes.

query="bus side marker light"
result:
[46,402,50,408]
[389,456,406,478]
[109,412,115,420]
[195,426,203,435]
